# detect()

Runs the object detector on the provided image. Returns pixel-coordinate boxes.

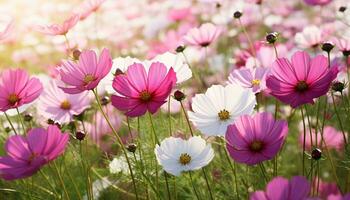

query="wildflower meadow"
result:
[0,0,350,199]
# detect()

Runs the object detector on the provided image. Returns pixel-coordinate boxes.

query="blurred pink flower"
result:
[0,125,69,180]
[0,69,43,112]
[183,23,222,48]
[299,126,346,151]
[167,7,192,21]
[38,80,90,123]
[226,112,288,165]
[332,38,350,52]
[74,0,106,20]
[295,26,325,49]
[303,0,332,6]
[0,19,15,42]
[266,51,338,108]
[312,177,340,199]
[228,67,269,93]
[34,14,79,36]
[250,176,310,200]
[58,48,112,94]
[111,62,176,117]
[87,105,121,152]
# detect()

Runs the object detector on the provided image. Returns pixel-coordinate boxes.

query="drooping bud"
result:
[311,148,322,160]
[233,11,242,19]
[321,42,334,53]
[76,131,86,141]
[173,90,186,101]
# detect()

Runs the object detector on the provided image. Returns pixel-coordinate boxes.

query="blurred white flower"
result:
[109,157,129,174]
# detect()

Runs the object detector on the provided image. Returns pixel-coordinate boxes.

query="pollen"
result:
[139,90,152,102]
[83,74,96,85]
[60,100,71,110]
[8,93,19,106]
[249,140,264,152]
[295,80,309,93]
[179,153,191,165]
[218,109,230,121]
[251,79,261,86]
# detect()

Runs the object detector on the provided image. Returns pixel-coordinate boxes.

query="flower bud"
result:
[72,49,81,60]
[233,11,242,19]
[311,148,322,160]
[332,81,345,93]
[47,118,55,125]
[321,42,334,53]
[175,45,186,53]
[174,90,186,101]
[266,32,278,44]
[76,131,86,141]
[24,113,33,122]
[114,68,124,76]
[339,6,347,12]
[126,143,137,153]
[343,50,350,57]
[4,127,11,133]
[101,96,110,106]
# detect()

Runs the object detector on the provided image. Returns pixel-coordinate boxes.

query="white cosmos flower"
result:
[155,136,214,176]
[188,84,256,136]
[109,156,130,174]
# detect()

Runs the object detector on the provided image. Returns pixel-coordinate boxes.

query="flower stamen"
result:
[218,109,230,121]
[179,153,191,165]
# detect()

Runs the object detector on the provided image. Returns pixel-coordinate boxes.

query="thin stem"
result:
[92,90,139,200]
[53,162,70,200]
[272,43,279,58]
[238,19,256,60]
[301,107,306,176]
[39,170,59,197]
[180,101,194,137]
[16,108,25,133]
[258,163,268,183]
[331,92,347,144]
[4,112,18,135]
[167,96,172,136]
[223,143,239,199]
[202,168,214,200]
[189,172,201,200]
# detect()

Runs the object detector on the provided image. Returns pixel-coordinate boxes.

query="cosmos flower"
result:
[74,0,106,20]
[228,67,269,93]
[0,125,69,180]
[250,176,310,200]
[34,14,79,36]
[111,61,176,117]
[295,26,324,49]
[183,23,222,48]
[188,84,256,136]
[226,112,288,165]
[332,37,350,52]
[0,69,43,112]
[154,136,214,176]
[37,80,90,123]
[266,51,338,108]
[299,126,346,152]
[0,19,15,42]
[303,0,332,6]
[58,48,112,94]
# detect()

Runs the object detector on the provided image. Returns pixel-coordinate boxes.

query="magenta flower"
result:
[183,23,222,48]
[0,69,43,112]
[266,51,338,108]
[0,125,69,180]
[58,48,112,94]
[74,0,106,20]
[38,80,91,123]
[250,176,311,200]
[303,0,332,6]
[111,62,176,117]
[226,112,288,165]
[228,67,269,93]
[34,14,79,36]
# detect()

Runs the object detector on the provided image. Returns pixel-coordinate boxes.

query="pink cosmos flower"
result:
[34,14,79,36]
[183,23,222,48]
[312,177,340,199]
[332,38,350,52]
[266,51,338,108]
[37,80,91,123]
[167,7,192,21]
[228,67,269,93]
[58,48,112,94]
[303,0,332,6]
[0,125,69,180]
[0,69,43,112]
[226,112,288,165]
[111,62,177,117]
[74,0,106,20]
[250,176,311,200]
[86,105,121,152]
[299,126,346,151]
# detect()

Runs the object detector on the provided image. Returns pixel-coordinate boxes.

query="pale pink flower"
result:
[34,14,79,36]
[183,23,222,48]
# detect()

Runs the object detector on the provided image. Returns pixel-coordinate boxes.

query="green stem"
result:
[331,92,347,144]
[189,172,201,200]
[301,107,306,176]
[4,112,18,135]
[15,108,25,133]
[202,168,214,200]
[53,162,70,200]
[92,90,139,200]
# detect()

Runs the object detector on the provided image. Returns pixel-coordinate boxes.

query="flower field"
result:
[0,0,350,199]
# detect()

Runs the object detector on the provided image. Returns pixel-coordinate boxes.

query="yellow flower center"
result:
[218,109,230,121]
[8,93,19,106]
[249,140,264,152]
[251,79,261,86]
[60,100,71,110]
[179,153,191,165]
[139,90,152,102]
[83,74,96,85]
